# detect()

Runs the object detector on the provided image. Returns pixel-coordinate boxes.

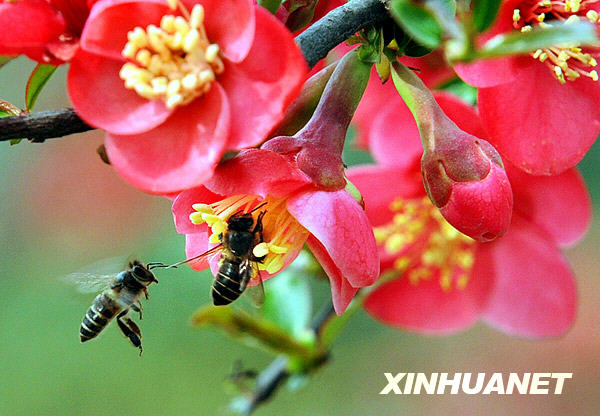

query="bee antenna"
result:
[230,201,268,219]
[249,201,268,214]
[146,262,169,270]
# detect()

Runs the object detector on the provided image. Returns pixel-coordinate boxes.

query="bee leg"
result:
[143,288,149,300]
[253,211,265,235]
[116,310,143,355]
[131,302,143,320]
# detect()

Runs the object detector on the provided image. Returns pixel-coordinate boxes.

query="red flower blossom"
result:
[0,0,92,63]
[68,0,308,193]
[455,0,600,175]
[347,92,591,336]
[172,148,380,314]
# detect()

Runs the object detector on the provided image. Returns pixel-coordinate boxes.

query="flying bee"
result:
[67,260,162,355]
[174,203,268,306]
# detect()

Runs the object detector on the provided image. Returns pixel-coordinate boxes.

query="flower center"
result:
[512,0,599,83]
[373,197,475,292]
[119,2,224,109]
[189,194,309,275]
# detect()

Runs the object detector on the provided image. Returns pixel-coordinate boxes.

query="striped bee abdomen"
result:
[212,261,243,306]
[80,292,121,342]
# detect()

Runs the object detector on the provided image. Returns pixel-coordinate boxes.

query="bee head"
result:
[227,214,254,232]
[131,264,159,285]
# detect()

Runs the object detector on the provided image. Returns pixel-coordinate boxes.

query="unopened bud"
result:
[421,131,513,242]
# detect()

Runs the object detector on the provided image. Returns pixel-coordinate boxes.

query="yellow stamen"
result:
[373,197,475,291]
[189,194,309,276]
[119,3,224,109]
[513,1,600,84]
[513,9,521,22]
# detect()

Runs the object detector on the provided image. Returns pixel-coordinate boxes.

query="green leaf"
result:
[478,21,599,59]
[262,270,312,339]
[257,0,282,14]
[472,0,501,33]
[25,64,57,111]
[390,0,442,49]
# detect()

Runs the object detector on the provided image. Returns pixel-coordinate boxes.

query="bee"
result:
[212,208,267,305]
[176,203,268,306]
[67,260,161,355]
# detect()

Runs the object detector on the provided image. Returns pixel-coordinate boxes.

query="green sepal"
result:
[25,64,57,111]
[257,0,282,14]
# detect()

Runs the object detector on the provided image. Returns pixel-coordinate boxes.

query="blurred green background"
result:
[1,59,599,416]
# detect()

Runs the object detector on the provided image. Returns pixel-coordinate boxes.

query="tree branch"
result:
[0,109,93,142]
[0,0,389,143]
[236,302,336,415]
[296,0,389,67]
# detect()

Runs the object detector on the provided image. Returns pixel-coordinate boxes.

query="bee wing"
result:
[63,272,116,293]
[241,261,265,308]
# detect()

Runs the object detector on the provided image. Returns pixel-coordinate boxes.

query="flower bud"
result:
[421,131,513,242]
[263,49,371,190]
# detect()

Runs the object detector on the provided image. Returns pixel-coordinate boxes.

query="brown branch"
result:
[0,109,92,142]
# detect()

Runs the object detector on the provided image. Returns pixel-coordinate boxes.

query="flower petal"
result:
[352,69,398,147]
[219,5,308,149]
[104,83,230,194]
[172,185,224,234]
[68,49,173,134]
[368,95,423,168]
[347,165,424,227]
[0,0,65,48]
[287,189,380,288]
[185,232,211,270]
[478,216,577,337]
[363,265,492,334]
[478,62,600,175]
[306,236,359,315]
[508,165,592,247]
[191,0,255,63]
[80,0,169,60]
[205,149,310,198]
[454,57,521,88]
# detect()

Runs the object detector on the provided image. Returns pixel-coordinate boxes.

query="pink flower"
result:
[347,92,591,336]
[172,148,379,314]
[0,0,92,63]
[68,0,308,193]
[455,0,600,175]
